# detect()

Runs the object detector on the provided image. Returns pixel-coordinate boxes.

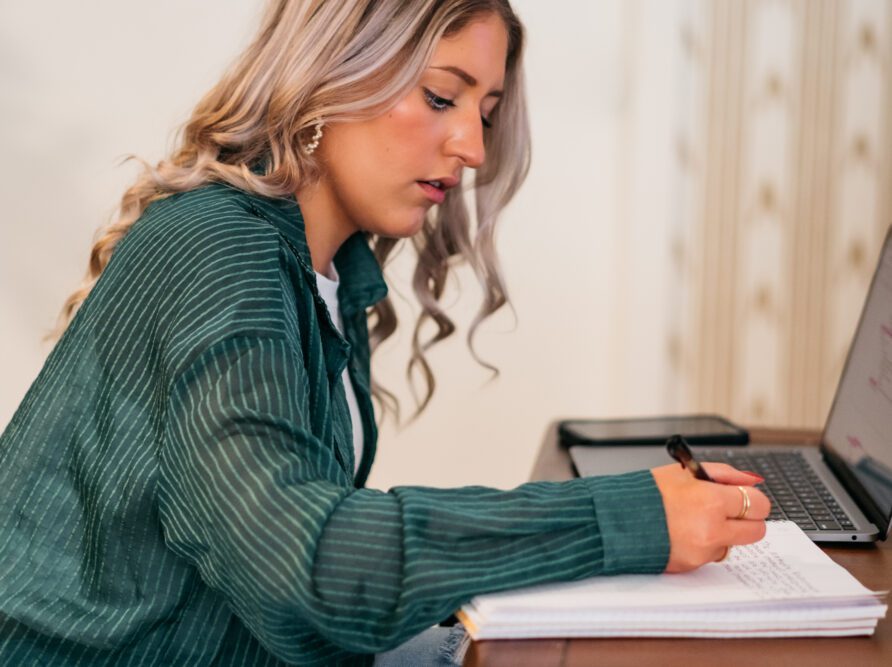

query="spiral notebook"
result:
[457,522,887,640]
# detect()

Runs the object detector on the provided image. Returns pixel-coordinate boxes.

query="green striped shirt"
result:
[0,184,670,665]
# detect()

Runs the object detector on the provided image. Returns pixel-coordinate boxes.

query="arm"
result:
[159,334,670,660]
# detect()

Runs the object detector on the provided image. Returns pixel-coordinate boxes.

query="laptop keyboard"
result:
[700,450,856,532]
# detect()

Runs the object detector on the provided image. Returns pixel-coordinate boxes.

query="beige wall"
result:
[0,0,260,440]
[1,1,889,492]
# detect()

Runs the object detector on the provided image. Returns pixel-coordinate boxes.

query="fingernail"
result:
[742,471,764,483]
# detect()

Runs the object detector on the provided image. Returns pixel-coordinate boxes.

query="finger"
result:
[724,518,768,546]
[711,545,730,563]
[719,483,771,520]
[702,462,765,486]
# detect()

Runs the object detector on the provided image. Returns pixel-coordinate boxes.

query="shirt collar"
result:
[332,232,389,317]
[247,192,388,316]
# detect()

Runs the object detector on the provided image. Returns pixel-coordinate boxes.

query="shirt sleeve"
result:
[159,334,670,661]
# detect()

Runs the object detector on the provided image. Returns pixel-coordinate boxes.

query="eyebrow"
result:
[431,65,503,98]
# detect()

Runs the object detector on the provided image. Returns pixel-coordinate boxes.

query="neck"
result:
[295,180,356,275]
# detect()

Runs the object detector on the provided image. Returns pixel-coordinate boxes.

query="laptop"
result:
[570,226,892,543]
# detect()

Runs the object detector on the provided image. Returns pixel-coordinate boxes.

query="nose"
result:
[444,110,486,169]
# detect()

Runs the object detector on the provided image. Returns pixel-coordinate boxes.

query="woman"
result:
[0,1,769,665]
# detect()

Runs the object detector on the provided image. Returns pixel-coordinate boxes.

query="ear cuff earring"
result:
[305,120,325,155]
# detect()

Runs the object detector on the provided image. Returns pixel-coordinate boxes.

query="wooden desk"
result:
[464,424,891,667]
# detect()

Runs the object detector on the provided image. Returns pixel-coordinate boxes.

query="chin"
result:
[375,210,429,239]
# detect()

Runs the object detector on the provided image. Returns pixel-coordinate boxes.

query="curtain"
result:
[662,0,891,427]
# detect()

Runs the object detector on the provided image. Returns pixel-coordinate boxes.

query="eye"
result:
[424,87,493,129]
[423,88,454,112]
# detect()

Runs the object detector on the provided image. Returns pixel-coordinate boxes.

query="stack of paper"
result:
[458,522,887,639]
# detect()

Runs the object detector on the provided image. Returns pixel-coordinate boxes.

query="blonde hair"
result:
[56,0,530,420]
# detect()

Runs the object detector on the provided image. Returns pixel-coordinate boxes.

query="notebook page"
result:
[471,522,880,615]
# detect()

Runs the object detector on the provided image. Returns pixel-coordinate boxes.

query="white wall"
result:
[0,1,692,490]
[0,0,260,429]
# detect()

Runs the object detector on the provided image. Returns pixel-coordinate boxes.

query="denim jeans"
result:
[373,625,469,666]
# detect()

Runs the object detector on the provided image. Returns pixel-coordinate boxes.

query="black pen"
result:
[665,434,715,482]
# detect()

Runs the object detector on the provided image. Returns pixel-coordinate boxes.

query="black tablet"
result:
[558,414,749,447]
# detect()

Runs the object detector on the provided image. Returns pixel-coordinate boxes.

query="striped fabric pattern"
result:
[0,184,670,665]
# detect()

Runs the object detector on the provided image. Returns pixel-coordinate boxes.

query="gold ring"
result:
[716,546,731,562]
[735,486,751,520]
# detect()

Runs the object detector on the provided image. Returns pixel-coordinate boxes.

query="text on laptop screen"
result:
[824,231,892,528]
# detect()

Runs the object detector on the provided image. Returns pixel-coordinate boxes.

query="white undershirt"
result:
[314,268,364,475]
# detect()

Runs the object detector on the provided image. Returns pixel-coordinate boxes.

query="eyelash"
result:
[423,88,493,129]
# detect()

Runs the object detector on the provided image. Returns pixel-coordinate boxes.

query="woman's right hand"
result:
[651,462,771,573]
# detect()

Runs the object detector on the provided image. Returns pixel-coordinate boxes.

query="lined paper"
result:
[460,522,888,639]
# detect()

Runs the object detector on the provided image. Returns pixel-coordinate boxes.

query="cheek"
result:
[368,97,441,172]
[319,98,443,236]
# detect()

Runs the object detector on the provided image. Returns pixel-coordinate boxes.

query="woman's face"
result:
[309,12,509,242]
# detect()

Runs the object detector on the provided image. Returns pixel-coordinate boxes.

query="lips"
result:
[416,175,460,205]
[418,181,447,204]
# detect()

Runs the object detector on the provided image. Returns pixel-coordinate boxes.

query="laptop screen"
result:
[824,229,892,532]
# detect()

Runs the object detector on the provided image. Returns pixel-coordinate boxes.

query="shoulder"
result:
[114,183,294,293]
[133,183,279,255]
[105,185,300,354]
